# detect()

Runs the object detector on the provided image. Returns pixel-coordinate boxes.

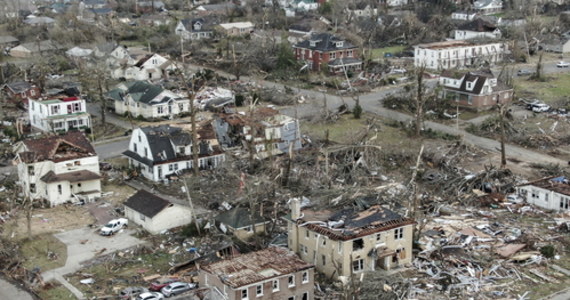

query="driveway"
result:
[42,227,146,299]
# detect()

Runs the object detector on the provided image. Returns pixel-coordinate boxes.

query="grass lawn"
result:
[37,284,75,300]
[514,73,570,105]
[370,46,406,59]
[20,234,67,272]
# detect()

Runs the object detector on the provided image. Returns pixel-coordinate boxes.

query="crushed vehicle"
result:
[100,218,128,236]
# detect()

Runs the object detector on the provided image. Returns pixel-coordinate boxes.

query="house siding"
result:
[125,204,193,234]
[517,185,570,212]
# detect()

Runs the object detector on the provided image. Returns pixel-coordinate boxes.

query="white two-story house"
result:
[14,131,102,207]
[516,176,570,212]
[454,18,501,40]
[123,124,225,182]
[175,18,213,40]
[106,81,190,120]
[414,40,507,70]
[28,97,91,133]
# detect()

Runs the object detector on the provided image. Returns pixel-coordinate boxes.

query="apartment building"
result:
[414,40,507,70]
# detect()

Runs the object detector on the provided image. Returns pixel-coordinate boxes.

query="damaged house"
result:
[112,53,175,81]
[213,107,301,157]
[214,207,270,241]
[28,96,91,133]
[13,131,102,207]
[453,18,501,40]
[293,33,362,74]
[516,176,570,212]
[439,69,513,109]
[106,81,190,119]
[284,198,415,279]
[3,81,41,106]
[199,246,314,300]
[123,124,225,182]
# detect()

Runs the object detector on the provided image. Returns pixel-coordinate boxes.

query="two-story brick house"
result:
[439,69,513,109]
[293,33,362,74]
[13,131,102,207]
[284,198,415,279]
[199,246,314,300]
[28,97,91,133]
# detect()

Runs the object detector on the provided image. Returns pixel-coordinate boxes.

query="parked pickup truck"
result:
[100,218,128,236]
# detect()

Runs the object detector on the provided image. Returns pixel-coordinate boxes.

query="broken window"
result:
[134,143,138,152]
[376,233,381,241]
[352,238,364,250]
[561,198,570,210]
[28,165,35,176]
[241,289,247,299]
[302,292,308,300]
[302,271,309,283]
[30,183,36,194]
[272,279,279,292]
[256,284,263,296]
[394,228,404,240]
[352,259,364,272]
[58,184,62,195]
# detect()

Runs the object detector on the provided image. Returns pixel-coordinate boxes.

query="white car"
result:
[556,61,570,68]
[136,292,164,300]
[532,103,550,113]
[100,218,128,236]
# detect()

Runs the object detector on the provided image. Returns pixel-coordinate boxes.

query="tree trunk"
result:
[415,69,424,137]
[191,102,199,176]
[499,105,507,168]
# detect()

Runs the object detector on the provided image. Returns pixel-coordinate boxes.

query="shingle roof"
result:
[458,18,497,32]
[6,81,32,94]
[118,81,165,104]
[19,132,96,163]
[123,190,171,218]
[215,207,267,229]
[40,170,101,183]
[294,33,357,52]
[200,246,313,288]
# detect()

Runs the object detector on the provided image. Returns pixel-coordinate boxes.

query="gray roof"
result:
[295,33,357,52]
[112,81,168,104]
[215,207,267,229]
[6,81,32,93]
[199,3,237,11]
[23,16,55,25]
[0,35,18,44]
[328,57,362,66]
[124,190,171,218]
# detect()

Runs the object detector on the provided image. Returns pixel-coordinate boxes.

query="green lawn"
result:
[514,73,570,105]
[370,46,406,59]
[20,234,67,272]
[37,284,75,300]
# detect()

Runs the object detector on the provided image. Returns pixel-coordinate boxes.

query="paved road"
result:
[0,277,35,300]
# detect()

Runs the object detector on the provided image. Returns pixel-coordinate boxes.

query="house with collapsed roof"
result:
[123,190,194,234]
[28,96,91,133]
[194,86,235,110]
[293,33,362,74]
[454,18,501,40]
[199,246,314,300]
[516,176,570,212]
[123,124,225,182]
[215,207,270,241]
[439,69,513,109]
[284,198,415,279]
[414,40,507,70]
[13,131,101,207]
[3,81,41,106]
[112,53,175,81]
[473,0,502,15]
[213,107,302,157]
[106,81,190,119]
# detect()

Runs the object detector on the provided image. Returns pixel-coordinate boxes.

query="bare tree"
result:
[414,65,427,137]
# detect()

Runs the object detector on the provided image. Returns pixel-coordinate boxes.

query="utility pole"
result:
[182,179,201,235]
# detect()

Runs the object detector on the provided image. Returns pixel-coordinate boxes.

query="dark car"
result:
[149,277,178,291]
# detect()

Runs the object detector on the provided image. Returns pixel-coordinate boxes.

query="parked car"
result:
[149,277,178,291]
[136,292,164,300]
[531,103,550,112]
[384,52,393,58]
[517,69,533,76]
[506,194,523,204]
[120,287,148,299]
[100,218,128,236]
[556,61,570,68]
[161,282,197,297]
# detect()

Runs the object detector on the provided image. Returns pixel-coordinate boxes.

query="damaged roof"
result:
[215,207,268,229]
[519,176,570,197]
[290,205,415,241]
[18,132,96,163]
[40,170,101,183]
[458,18,498,32]
[295,33,357,52]
[124,190,172,218]
[200,246,313,288]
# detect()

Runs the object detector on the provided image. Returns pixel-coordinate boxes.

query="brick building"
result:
[293,33,362,74]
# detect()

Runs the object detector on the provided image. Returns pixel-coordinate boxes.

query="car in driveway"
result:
[557,61,570,68]
[161,282,197,298]
[517,69,533,76]
[136,292,164,300]
[99,218,128,236]
[148,277,178,292]
[120,287,148,299]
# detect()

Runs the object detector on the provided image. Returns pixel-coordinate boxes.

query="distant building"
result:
[293,33,362,74]
[13,132,102,207]
[414,40,507,70]
[516,176,570,212]
[284,199,415,279]
[3,81,41,104]
[28,97,91,133]
[175,18,214,40]
[451,11,478,21]
[473,0,503,15]
[439,69,513,109]
[123,124,225,182]
[199,246,314,300]
[124,190,194,234]
[106,81,189,119]
[454,18,501,40]
[9,40,63,58]
[218,22,254,36]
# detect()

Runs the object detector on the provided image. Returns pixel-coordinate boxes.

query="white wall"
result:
[517,185,570,211]
[125,204,194,234]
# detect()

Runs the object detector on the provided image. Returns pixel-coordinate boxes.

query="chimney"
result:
[290,197,301,220]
